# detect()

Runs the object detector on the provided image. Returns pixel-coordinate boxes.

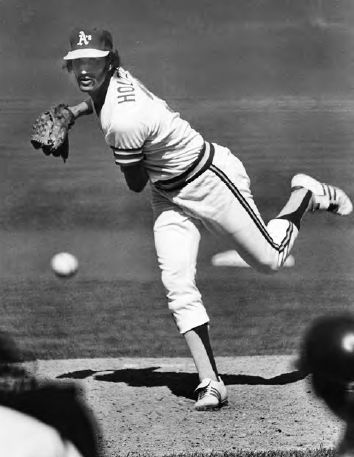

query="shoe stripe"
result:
[327,184,332,200]
[196,385,223,402]
[325,184,329,199]
[198,387,221,397]
[197,392,221,402]
[321,183,327,197]
[210,387,221,397]
[323,183,340,206]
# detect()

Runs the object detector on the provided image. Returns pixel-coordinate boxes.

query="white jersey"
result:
[98,68,205,183]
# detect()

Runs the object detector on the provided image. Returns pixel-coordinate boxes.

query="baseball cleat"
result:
[291,173,353,216]
[194,377,228,411]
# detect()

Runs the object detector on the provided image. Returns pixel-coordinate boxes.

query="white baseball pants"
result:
[152,143,298,334]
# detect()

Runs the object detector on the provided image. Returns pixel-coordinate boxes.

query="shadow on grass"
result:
[57,367,307,400]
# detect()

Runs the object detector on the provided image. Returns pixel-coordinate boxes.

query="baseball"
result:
[50,252,78,278]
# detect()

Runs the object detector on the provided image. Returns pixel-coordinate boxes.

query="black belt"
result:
[154,142,215,192]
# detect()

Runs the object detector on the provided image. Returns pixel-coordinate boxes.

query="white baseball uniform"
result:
[97,68,299,334]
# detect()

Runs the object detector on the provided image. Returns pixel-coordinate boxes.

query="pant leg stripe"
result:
[279,223,294,258]
[210,164,291,253]
[275,222,293,265]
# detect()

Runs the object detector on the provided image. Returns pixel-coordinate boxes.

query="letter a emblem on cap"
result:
[77,31,92,46]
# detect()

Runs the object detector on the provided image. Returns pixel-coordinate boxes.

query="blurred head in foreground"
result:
[0,331,100,457]
[299,314,354,456]
[0,331,36,399]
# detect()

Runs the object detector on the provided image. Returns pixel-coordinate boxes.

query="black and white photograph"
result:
[1,0,354,456]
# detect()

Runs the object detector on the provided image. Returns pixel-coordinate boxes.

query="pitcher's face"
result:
[72,57,109,93]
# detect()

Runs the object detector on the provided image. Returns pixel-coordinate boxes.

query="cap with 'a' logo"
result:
[63,27,113,60]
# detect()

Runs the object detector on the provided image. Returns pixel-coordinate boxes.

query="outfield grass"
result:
[1,99,354,362]
[2,274,354,361]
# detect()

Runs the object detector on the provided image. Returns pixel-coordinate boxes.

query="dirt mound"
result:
[26,356,341,456]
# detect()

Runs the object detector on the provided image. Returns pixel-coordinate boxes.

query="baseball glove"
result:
[30,104,75,162]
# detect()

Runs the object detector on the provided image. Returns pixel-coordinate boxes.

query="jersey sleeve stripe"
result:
[113,152,143,160]
[115,157,143,167]
[114,158,143,166]
[114,155,143,162]
[112,148,143,166]
[111,146,142,152]
[113,150,143,157]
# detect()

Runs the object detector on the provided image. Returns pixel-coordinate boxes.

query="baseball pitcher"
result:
[31,27,353,411]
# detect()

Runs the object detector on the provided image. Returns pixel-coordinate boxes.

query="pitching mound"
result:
[28,356,341,456]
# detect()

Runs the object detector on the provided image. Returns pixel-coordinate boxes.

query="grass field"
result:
[1,99,354,362]
[2,273,354,361]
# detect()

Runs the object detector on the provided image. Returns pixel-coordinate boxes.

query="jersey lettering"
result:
[117,80,136,104]
[100,69,204,182]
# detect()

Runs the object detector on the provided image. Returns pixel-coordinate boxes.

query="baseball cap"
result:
[63,27,113,60]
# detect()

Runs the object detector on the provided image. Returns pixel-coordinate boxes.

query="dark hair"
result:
[0,332,101,456]
[62,49,121,73]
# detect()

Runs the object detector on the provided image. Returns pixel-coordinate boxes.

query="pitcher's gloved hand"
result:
[30,104,75,162]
